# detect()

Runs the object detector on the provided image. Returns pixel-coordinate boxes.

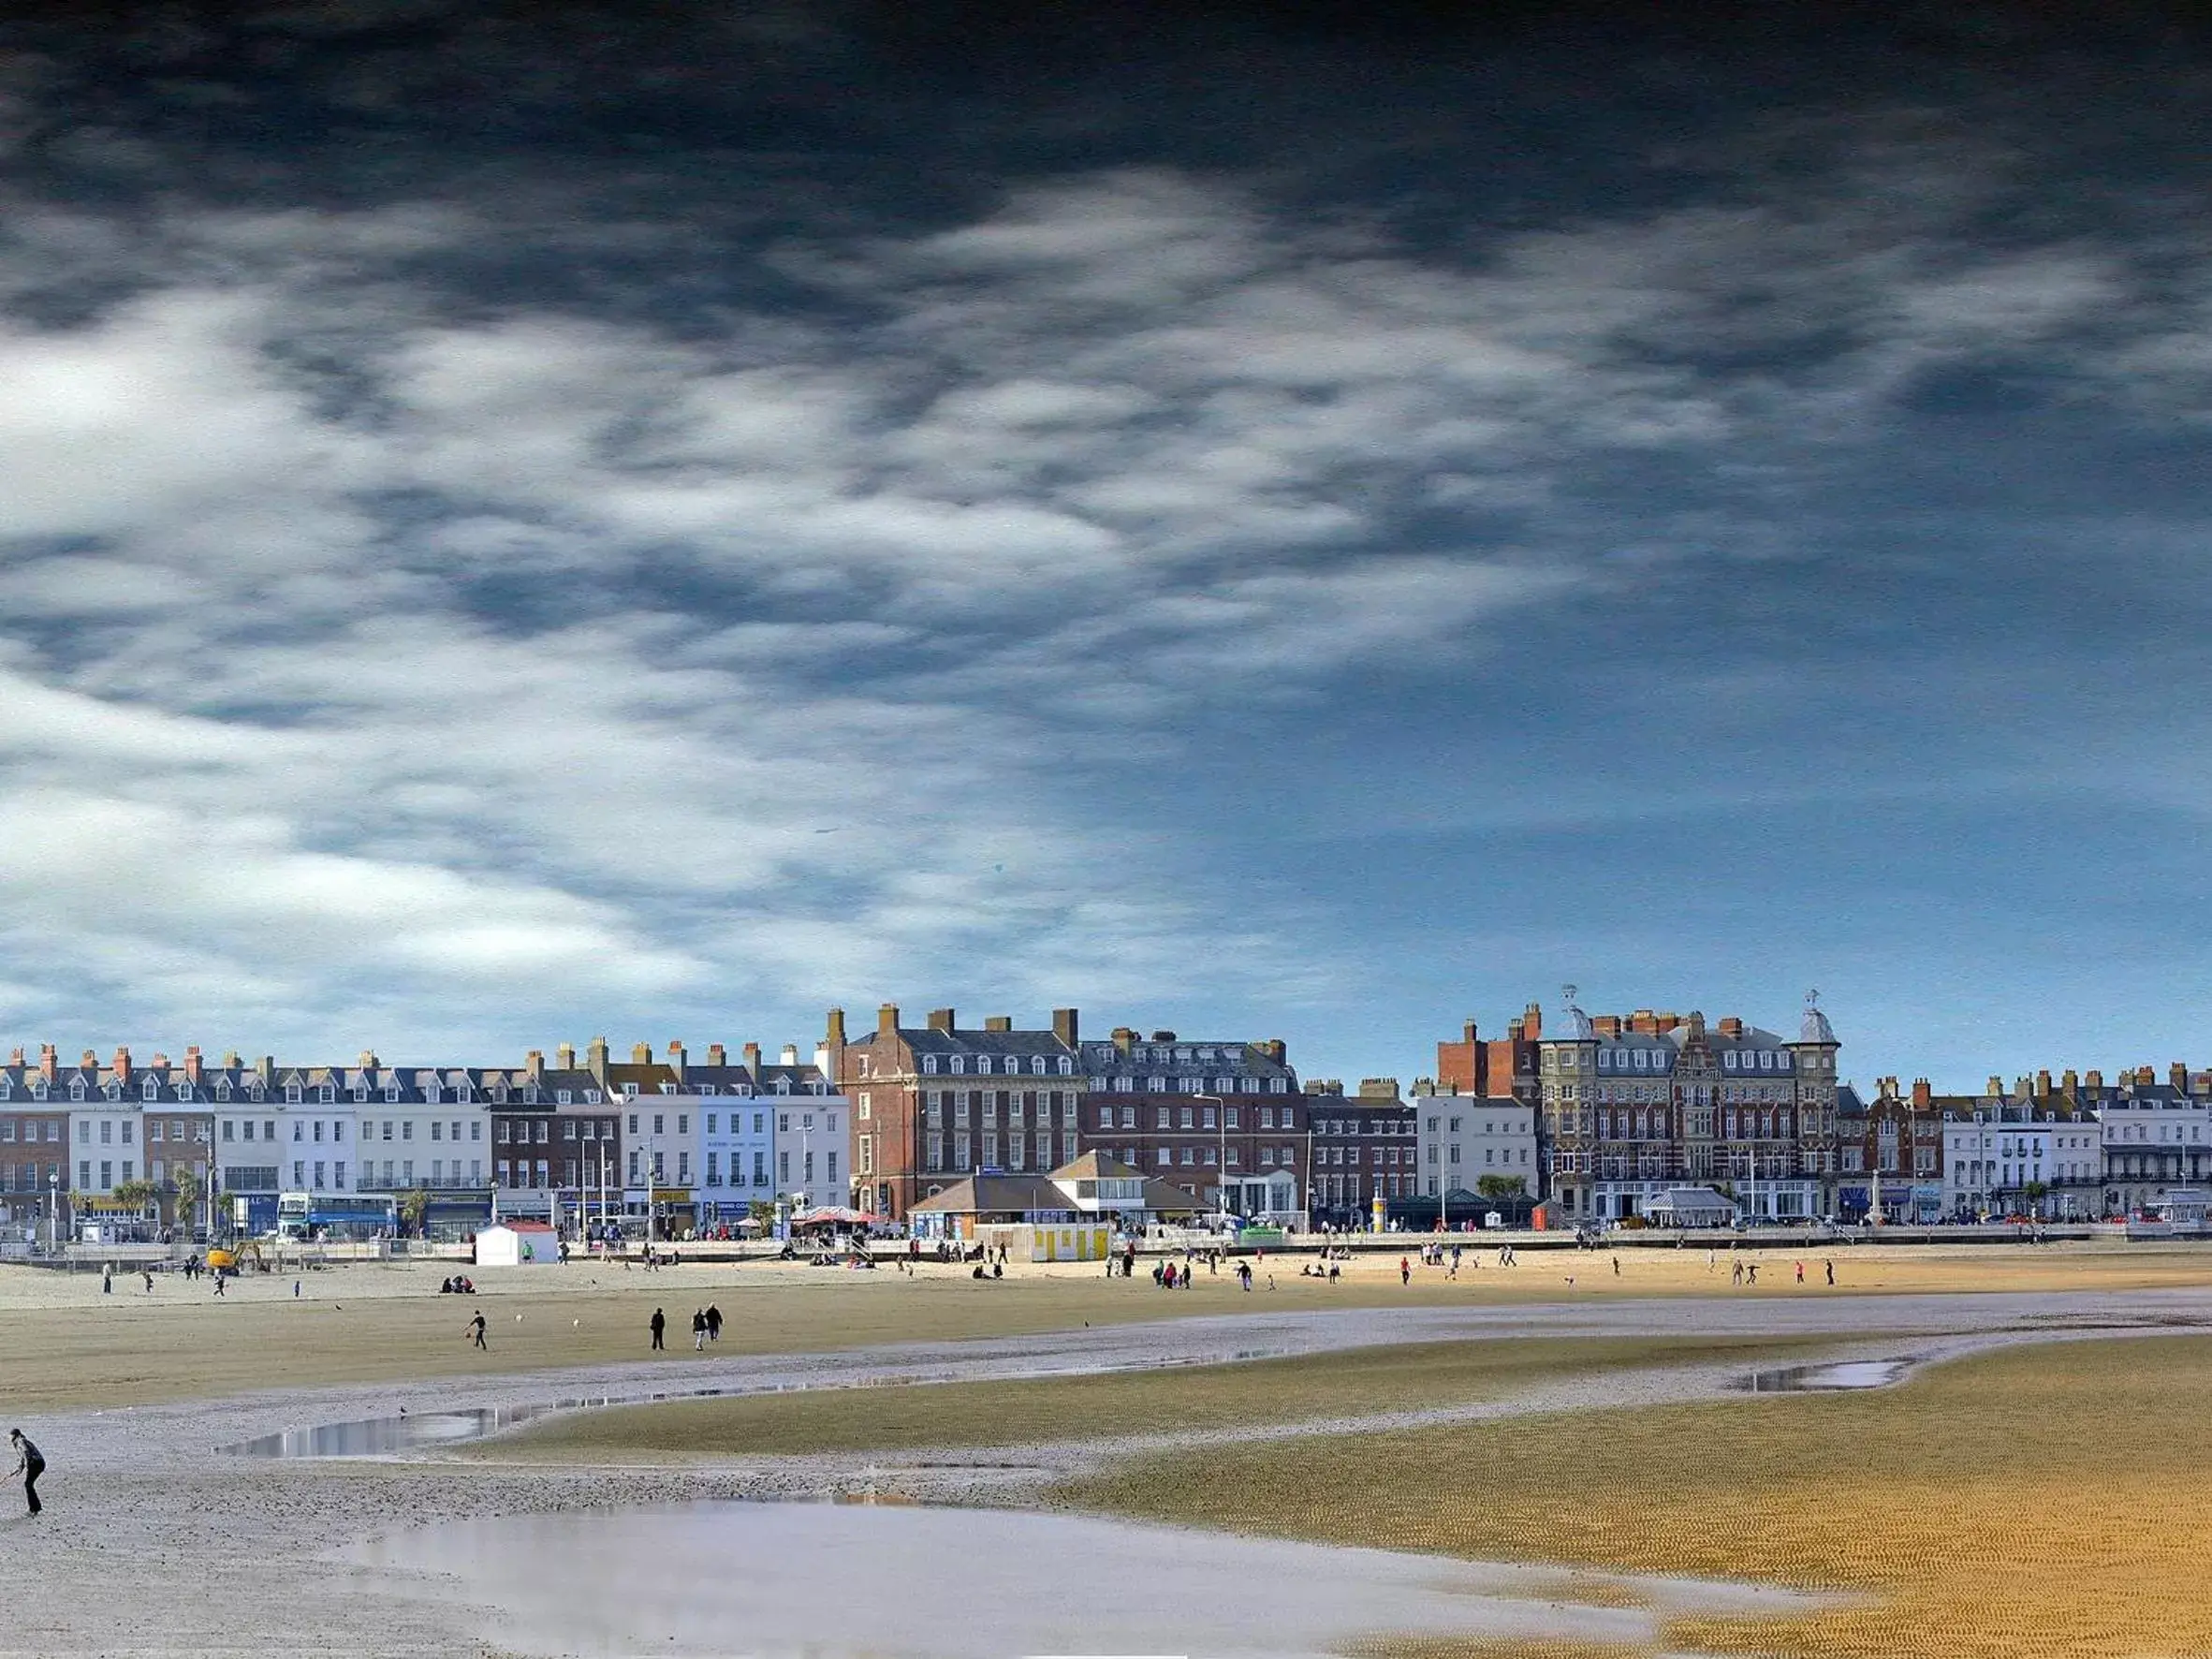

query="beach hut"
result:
[475,1220,560,1267]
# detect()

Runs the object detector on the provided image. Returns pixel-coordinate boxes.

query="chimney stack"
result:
[185,1046,203,1085]
[1111,1027,1136,1055]
[524,1049,544,1081]
[2061,1068,2078,1094]
[2036,1068,2052,1098]
[1052,1007,1079,1048]
[743,1042,762,1071]
[629,1041,650,1064]
[2085,1068,2103,1091]
[878,1003,900,1035]
[38,1044,56,1082]
[1522,1001,1543,1040]
[111,1047,132,1083]
[984,1016,1012,1033]
[359,1050,378,1070]
[556,1043,576,1070]
[781,1043,799,1065]
[1986,1075,2003,1099]
[826,1007,847,1048]
[1265,1038,1287,1064]
[928,1008,956,1034]
[587,1035,609,1074]
[707,1043,726,1066]
[1718,1017,1744,1038]
[1150,1030,1176,1043]
[1911,1079,1932,1109]
[667,1042,685,1081]
[2173,1063,2190,1092]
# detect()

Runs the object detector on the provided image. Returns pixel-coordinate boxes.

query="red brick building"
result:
[1074,1027,1302,1222]
[828,1005,1083,1222]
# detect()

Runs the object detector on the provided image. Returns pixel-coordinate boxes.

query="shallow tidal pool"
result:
[344,1499,1829,1658]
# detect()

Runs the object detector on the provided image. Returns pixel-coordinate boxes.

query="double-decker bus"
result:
[275,1191,399,1241]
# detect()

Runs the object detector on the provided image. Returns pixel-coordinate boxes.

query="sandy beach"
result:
[7,1241,2212,1655]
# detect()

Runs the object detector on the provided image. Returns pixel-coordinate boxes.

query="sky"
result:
[1,1,2208,1092]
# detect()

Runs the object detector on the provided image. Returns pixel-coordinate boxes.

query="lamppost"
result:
[47,1170,58,1255]
[1195,1095,1225,1227]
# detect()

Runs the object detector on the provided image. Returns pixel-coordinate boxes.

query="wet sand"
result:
[8,1281,2212,1655]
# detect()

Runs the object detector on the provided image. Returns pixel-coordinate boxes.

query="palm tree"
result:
[399,1189,431,1237]
[110,1178,157,1216]
[172,1167,205,1234]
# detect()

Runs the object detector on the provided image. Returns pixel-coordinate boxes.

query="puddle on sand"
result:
[344,1501,1829,1659]
[222,1346,1296,1459]
[1740,1358,1913,1393]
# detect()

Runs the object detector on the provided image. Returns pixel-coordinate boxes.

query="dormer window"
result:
[141,1078,158,1100]
[1059,1058,1073,1075]
[383,1085,400,1102]
[922,1055,939,1075]
[623,1083,639,1099]
[586,1090,602,1105]
[557,1090,573,1106]
[949,1055,965,1075]
[31,1081,47,1100]
[248,1084,265,1103]
[215,1081,231,1101]
[103,1082,121,1101]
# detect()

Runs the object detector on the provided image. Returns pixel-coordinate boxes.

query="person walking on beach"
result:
[102,1267,112,1295]
[650,1308,666,1351]
[692,1309,707,1352]
[706,1304,722,1343]
[466,1311,487,1350]
[1731,1257,1744,1286]
[1399,1255,1411,1286]
[1795,1261,1805,1285]
[8,1430,43,1516]
[1824,1259,1836,1286]
[1747,1262,1759,1285]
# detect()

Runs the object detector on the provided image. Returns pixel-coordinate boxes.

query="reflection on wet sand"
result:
[346,1500,1832,1659]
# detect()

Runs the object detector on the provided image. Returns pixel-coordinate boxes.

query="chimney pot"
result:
[2172,1063,2189,1091]
[707,1043,726,1065]
[781,1043,799,1065]
[1911,1079,1932,1109]
[827,1007,848,1048]
[743,1042,761,1069]
[631,1041,652,1064]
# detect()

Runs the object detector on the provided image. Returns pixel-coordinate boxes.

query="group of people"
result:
[437,1275,478,1294]
[644,1304,724,1350]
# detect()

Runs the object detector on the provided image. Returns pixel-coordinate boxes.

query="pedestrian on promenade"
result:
[467,1311,487,1350]
[650,1308,666,1350]
[8,1430,43,1516]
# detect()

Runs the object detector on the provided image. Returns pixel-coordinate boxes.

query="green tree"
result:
[110,1178,157,1214]
[1474,1175,1527,1201]
[747,1198,778,1231]
[172,1166,204,1232]
[399,1189,431,1236]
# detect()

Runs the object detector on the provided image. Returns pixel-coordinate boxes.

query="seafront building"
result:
[1076,1027,1303,1224]
[11,995,2212,1238]
[1305,1079,1417,1226]
[1532,991,1843,1226]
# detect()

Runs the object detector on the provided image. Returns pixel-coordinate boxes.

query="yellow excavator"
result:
[205,1240,265,1272]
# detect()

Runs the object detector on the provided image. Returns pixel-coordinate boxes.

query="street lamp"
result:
[47,1170,57,1255]
[1194,1095,1225,1227]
